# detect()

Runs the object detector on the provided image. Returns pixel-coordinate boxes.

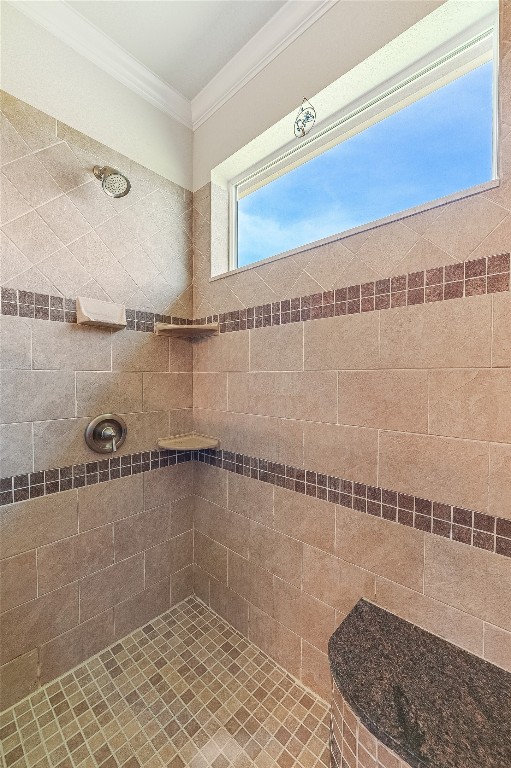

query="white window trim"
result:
[221,18,499,277]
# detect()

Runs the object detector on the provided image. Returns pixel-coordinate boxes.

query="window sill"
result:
[209,178,500,283]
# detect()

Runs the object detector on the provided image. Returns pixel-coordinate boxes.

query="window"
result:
[229,26,498,271]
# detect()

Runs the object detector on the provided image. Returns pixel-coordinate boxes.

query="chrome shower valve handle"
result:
[85,414,127,453]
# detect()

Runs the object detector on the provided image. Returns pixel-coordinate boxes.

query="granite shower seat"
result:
[328,600,511,768]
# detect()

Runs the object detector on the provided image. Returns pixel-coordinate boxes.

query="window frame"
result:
[226,22,500,275]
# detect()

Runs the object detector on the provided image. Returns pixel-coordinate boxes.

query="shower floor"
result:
[0,598,330,768]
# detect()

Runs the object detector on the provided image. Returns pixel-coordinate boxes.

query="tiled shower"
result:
[1,2,511,767]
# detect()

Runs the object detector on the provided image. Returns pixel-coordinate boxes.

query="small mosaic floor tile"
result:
[0,598,330,768]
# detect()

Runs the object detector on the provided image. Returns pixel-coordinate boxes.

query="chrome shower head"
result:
[93,166,131,197]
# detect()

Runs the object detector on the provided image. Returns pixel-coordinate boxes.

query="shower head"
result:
[93,166,131,198]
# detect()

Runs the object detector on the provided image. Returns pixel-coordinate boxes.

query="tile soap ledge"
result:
[154,322,218,338]
[76,296,127,329]
[157,434,220,450]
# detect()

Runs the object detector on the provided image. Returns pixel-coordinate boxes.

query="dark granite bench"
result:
[328,600,511,768]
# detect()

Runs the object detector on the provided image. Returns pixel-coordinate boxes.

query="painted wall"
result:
[192,0,444,190]
[190,1,511,700]
[0,3,192,190]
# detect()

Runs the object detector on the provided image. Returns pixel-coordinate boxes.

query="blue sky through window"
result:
[237,62,494,267]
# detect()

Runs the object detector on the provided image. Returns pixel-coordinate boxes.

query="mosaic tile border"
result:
[195,253,511,332]
[2,253,509,335]
[0,449,193,506]
[195,449,511,560]
[1,446,510,557]
[0,289,189,333]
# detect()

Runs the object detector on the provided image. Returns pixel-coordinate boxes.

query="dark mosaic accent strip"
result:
[0,449,193,506]
[0,288,189,333]
[2,253,509,334]
[195,449,511,559]
[195,253,511,332]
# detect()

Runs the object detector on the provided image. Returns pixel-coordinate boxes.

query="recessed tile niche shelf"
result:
[157,434,220,450]
[154,322,219,339]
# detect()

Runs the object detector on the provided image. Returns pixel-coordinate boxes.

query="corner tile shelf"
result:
[154,322,218,339]
[157,434,220,450]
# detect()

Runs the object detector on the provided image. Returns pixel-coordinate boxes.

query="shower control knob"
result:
[85,414,127,453]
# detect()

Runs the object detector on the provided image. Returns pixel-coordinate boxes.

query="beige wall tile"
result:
[0,491,77,559]
[80,554,144,622]
[194,409,304,466]
[374,578,483,655]
[378,431,489,512]
[76,372,143,415]
[194,531,227,584]
[193,565,210,604]
[489,442,511,520]
[249,324,304,371]
[302,545,375,617]
[338,370,428,433]
[0,583,78,664]
[429,369,511,442]
[0,172,31,224]
[0,370,75,423]
[424,536,511,630]
[301,640,331,701]
[193,330,249,372]
[2,210,64,263]
[193,372,227,411]
[0,550,37,613]
[249,520,302,587]
[145,531,193,585]
[170,496,194,538]
[32,322,111,371]
[2,154,62,208]
[37,247,91,296]
[336,507,424,591]
[380,295,492,369]
[32,416,94,470]
[228,371,338,423]
[483,624,511,672]
[492,292,511,367]
[112,332,169,372]
[1,92,57,150]
[143,462,192,510]
[194,462,228,507]
[274,486,335,553]
[273,578,336,652]
[39,610,114,684]
[37,526,114,595]
[0,113,31,165]
[143,372,192,411]
[78,475,144,531]
[0,650,38,711]
[114,578,170,638]
[227,552,274,616]
[114,505,173,561]
[37,194,91,245]
[66,180,116,228]
[0,422,33,477]
[36,142,91,192]
[227,471,274,527]
[304,313,379,371]
[209,578,249,637]
[304,422,378,485]
[194,496,249,558]
[170,564,194,605]
[0,316,31,370]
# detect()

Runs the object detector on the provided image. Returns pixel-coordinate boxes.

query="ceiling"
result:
[67,0,287,100]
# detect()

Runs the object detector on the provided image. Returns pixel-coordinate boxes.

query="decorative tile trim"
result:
[2,253,509,333]
[195,253,511,332]
[2,446,510,557]
[195,449,511,559]
[0,288,189,333]
[0,449,193,505]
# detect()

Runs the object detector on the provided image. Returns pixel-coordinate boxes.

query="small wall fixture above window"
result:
[294,98,316,138]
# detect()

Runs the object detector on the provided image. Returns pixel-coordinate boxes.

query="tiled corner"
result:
[0,597,330,768]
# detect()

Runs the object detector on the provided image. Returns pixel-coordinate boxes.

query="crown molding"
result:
[8,0,193,129]
[191,0,336,129]
[8,0,335,132]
